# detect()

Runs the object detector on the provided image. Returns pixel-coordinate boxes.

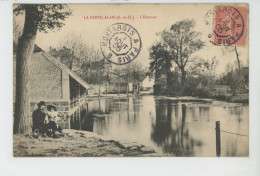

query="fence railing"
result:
[70,95,88,108]
[215,121,249,157]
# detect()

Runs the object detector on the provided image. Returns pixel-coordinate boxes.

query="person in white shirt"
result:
[46,105,63,137]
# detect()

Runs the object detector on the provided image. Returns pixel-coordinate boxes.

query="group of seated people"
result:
[32,101,63,138]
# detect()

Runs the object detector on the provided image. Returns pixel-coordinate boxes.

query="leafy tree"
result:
[149,19,204,95]
[187,56,218,86]
[51,46,80,70]
[149,43,172,95]
[181,57,218,96]
[221,46,247,96]
[149,43,171,82]
[123,62,146,83]
[160,19,204,86]
[221,64,248,96]
[13,4,71,134]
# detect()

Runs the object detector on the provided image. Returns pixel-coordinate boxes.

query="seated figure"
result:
[32,101,48,136]
[46,105,63,137]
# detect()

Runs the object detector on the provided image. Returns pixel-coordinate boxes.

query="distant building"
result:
[13,45,93,129]
[107,75,154,95]
[141,76,155,90]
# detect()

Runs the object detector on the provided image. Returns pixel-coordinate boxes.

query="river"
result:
[71,95,249,157]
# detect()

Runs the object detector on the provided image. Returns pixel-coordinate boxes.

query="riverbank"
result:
[88,93,249,104]
[13,129,159,157]
[206,94,249,104]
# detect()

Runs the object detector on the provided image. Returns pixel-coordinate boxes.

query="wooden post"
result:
[216,121,221,157]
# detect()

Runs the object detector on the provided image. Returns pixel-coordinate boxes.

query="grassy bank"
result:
[13,129,159,157]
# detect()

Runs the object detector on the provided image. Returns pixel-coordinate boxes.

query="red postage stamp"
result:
[213,6,247,46]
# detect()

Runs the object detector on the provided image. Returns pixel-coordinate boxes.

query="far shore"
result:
[87,93,249,104]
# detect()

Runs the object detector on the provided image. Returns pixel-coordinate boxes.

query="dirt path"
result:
[13,129,160,157]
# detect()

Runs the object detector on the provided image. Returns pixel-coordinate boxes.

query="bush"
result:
[196,88,210,98]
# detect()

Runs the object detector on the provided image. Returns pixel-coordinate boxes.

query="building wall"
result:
[13,53,64,101]
[62,71,70,101]
[142,76,155,88]
[29,53,62,101]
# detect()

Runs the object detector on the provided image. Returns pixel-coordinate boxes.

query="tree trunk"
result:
[98,84,101,96]
[69,61,73,70]
[13,5,39,134]
[234,46,241,96]
[234,46,241,73]
[106,81,108,93]
[154,58,159,85]
[181,67,186,86]
[117,77,120,95]
[166,70,171,95]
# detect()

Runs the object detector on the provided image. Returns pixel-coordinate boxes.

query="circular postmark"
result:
[204,8,215,26]
[212,6,244,46]
[100,23,142,65]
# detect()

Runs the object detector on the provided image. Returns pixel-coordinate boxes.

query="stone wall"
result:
[29,53,63,100]
[13,52,65,101]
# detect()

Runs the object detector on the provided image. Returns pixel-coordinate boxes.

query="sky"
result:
[15,4,249,75]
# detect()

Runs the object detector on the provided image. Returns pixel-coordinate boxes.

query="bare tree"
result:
[222,46,241,72]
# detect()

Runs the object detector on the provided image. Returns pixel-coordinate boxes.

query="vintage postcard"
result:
[13,3,249,157]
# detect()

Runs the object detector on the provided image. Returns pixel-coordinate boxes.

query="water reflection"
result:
[71,95,249,157]
[151,101,203,156]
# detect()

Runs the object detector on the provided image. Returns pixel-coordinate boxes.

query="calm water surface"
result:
[71,95,249,157]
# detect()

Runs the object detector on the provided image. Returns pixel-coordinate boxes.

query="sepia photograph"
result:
[12,3,249,157]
